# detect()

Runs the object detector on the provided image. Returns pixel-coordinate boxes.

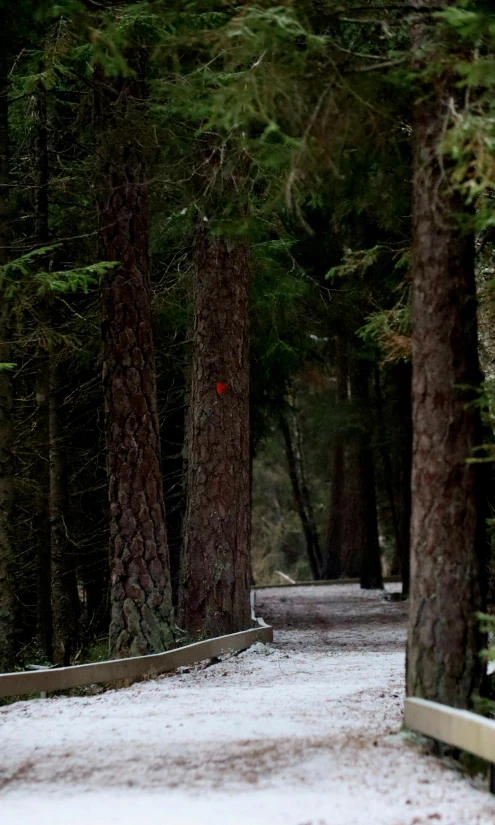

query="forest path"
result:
[1,584,494,824]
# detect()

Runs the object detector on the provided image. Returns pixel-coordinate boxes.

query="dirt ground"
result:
[1,584,494,825]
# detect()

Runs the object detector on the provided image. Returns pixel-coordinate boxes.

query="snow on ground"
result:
[1,583,495,825]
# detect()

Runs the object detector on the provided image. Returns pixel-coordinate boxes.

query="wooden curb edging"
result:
[253,575,401,590]
[405,697,495,792]
[0,619,273,699]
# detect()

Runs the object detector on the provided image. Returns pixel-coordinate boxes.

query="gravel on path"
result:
[0,584,494,825]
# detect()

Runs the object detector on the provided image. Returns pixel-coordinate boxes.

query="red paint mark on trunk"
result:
[216,382,228,396]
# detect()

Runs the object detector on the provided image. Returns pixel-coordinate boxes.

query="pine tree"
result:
[179,223,252,637]
[94,52,174,657]
[406,0,486,707]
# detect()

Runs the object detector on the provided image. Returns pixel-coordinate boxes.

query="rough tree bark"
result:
[407,0,486,706]
[95,64,174,658]
[0,61,15,672]
[179,224,252,637]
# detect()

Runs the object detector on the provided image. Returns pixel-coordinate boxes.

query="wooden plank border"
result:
[253,575,401,590]
[0,619,273,699]
[405,697,495,790]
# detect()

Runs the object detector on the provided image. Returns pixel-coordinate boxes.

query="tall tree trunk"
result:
[324,335,347,579]
[35,367,52,659]
[95,65,174,658]
[279,404,321,580]
[0,62,15,672]
[350,361,383,590]
[407,1,486,707]
[179,224,251,637]
[50,355,79,665]
[324,345,382,586]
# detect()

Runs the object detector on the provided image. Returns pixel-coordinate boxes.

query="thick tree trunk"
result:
[279,405,321,580]
[50,356,79,665]
[407,1,486,707]
[0,63,15,672]
[179,225,251,637]
[350,362,383,590]
[95,66,174,658]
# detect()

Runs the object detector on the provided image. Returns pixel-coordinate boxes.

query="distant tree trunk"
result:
[50,355,79,665]
[407,0,486,707]
[374,366,407,586]
[324,335,347,579]
[279,403,321,580]
[179,224,251,637]
[34,74,53,660]
[35,367,52,659]
[291,396,322,575]
[350,361,383,590]
[324,346,382,587]
[0,62,15,672]
[159,374,186,607]
[393,362,412,596]
[95,64,174,658]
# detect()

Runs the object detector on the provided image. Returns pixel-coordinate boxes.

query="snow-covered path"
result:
[1,584,495,824]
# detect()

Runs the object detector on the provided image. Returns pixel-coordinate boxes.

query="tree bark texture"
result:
[95,66,174,658]
[0,64,15,672]
[50,355,79,665]
[179,225,252,638]
[407,0,486,707]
